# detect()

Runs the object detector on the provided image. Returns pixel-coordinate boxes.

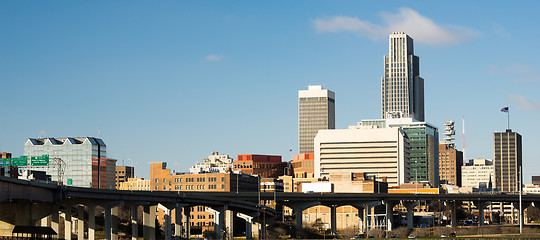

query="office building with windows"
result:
[298,85,335,154]
[381,32,424,121]
[360,117,439,187]
[462,159,494,189]
[24,137,114,188]
[494,129,522,193]
[314,126,410,187]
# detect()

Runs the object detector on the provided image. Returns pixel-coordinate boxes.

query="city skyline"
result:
[1,2,539,183]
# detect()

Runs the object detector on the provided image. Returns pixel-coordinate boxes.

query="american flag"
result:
[500,106,509,113]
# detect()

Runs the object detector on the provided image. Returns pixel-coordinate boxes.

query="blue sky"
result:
[1,1,539,182]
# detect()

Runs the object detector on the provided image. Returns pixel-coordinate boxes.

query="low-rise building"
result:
[118,177,150,191]
[291,153,314,178]
[189,152,234,174]
[116,165,134,189]
[233,154,286,178]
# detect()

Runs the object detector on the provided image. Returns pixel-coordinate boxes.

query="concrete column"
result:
[237,213,254,240]
[88,205,95,240]
[365,206,371,233]
[64,206,72,240]
[209,206,227,240]
[183,206,191,239]
[104,206,112,240]
[131,204,139,240]
[112,206,119,240]
[450,201,457,228]
[330,205,337,236]
[475,201,490,226]
[143,205,156,240]
[384,201,397,231]
[174,206,182,240]
[225,210,234,239]
[77,206,84,240]
[403,201,419,230]
[158,204,172,240]
[357,207,364,234]
[293,206,303,235]
[52,204,59,236]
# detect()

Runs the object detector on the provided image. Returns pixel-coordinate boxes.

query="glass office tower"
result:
[24,137,107,188]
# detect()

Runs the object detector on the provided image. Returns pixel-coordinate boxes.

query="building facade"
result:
[116,165,135,189]
[189,152,234,174]
[118,177,150,191]
[461,159,494,189]
[233,154,286,178]
[24,137,113,188]
[381,32,424,121]
[360,117,439,187]
[314,126,410,187]
[150,162,259,234]
[298,85,335,154]
[291,153,314,178]
[439,143,463,186]
[494,130,522,193]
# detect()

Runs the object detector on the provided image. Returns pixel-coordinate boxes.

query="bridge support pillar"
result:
[330,205,337,236]
[104,206,111,240]
[143,205,156,240]
[237,212,254,240]
[112,206,120,240]
[77,206,84,240]
[474,201,490,226]
[131,203,139,240]
[351,201,380,235]
[88,204,96,240]
[51,204,60,235]
[183,206,190,239]
[449,201,457,228]
[207,205,227,240]
[226,209,234,239]
[64,205,72,240]
[287,201,318,238]
[403,201,419,230]
[158,204,172,240]
[383,201,398,231]
[174,205,183,240]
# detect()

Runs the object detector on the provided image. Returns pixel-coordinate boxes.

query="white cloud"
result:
[205,54,223,62]
[311,8,480,45]
[509,94,540,110]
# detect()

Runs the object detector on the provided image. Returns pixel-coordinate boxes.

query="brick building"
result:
[291,153,314,178]
[233,154,287,178]
[150,162,258,234]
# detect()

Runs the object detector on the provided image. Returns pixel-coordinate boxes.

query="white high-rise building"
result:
[381,32,424,121]
[298,85,335,154]
[314,126,410,187]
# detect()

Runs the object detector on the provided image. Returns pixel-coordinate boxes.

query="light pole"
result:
[414,169,418,194]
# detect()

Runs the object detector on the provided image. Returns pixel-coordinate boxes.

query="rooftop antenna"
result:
[98,124,101,138]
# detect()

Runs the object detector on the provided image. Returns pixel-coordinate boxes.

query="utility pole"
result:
[519,166,523,234]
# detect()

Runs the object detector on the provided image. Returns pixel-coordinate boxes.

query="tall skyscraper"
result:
[298,85,335,154]
[381,32,424,121]
[494,129,522,193]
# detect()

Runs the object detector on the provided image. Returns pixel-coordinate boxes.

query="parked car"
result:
[391,234,400,238]
[408,235,416,239]
[450,232,456,237]
[441,234,447,237]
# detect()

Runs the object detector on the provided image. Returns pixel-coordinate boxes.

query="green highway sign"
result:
[11,156,28,167]
[67,178,73,185]
[31,155,49,166]
[0,159,9,166]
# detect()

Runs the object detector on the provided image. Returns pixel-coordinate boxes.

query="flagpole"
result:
[507,110,510,130]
